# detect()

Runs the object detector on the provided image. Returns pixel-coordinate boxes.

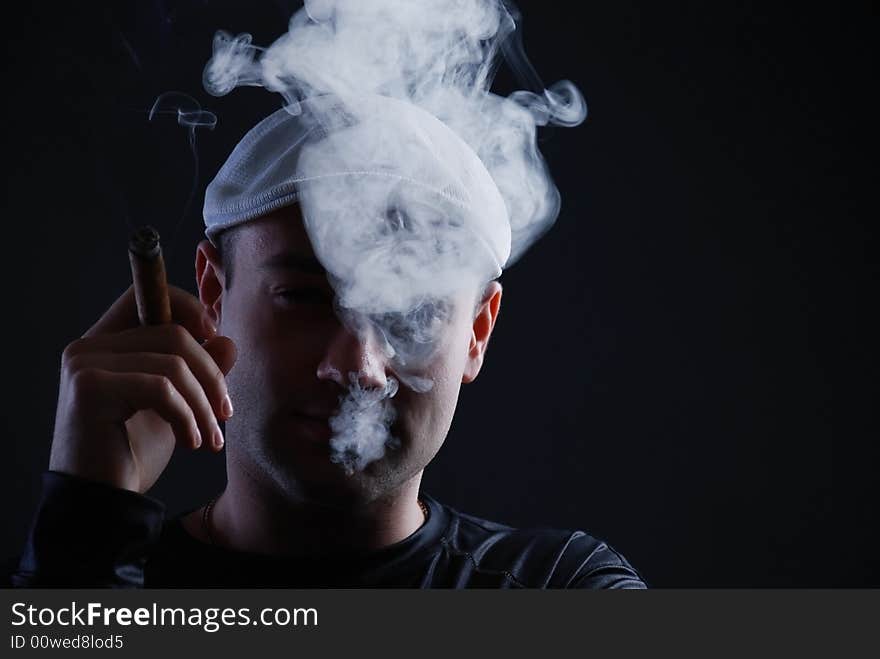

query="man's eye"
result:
[275,289,330,304]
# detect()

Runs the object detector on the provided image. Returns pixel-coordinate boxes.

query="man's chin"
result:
[261,440,406,507]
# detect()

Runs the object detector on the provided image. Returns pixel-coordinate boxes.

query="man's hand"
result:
[48,284,237,494]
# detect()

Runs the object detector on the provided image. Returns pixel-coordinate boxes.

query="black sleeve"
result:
[559,532,648,589]
[10,471,165,588]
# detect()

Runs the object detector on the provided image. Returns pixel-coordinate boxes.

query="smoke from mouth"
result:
[329,374,401,476]
[202,0,587,473]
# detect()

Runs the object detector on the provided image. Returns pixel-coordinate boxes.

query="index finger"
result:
[84,284,216,342]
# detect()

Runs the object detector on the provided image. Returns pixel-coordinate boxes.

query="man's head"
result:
[196,203,501,509]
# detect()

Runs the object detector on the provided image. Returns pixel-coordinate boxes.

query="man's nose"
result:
[316,318,390,390]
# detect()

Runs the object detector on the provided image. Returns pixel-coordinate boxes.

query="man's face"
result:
[199,205,497,508]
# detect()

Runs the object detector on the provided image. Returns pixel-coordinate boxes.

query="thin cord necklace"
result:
[201,495,429,547]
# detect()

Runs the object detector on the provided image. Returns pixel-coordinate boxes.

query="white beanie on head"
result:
[204,93,512,300]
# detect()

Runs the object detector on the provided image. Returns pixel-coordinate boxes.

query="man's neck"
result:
[186,457,427,557]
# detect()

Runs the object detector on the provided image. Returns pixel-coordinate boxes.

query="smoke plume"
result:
[202,0,586,472]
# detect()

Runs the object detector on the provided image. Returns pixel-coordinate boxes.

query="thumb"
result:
[203,335,238,376]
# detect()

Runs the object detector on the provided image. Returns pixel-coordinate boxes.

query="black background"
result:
[2,1,874,587]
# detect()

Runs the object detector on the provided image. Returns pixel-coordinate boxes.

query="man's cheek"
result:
[399,386,451,441]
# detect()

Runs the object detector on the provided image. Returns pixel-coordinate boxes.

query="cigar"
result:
[128,225,172,326]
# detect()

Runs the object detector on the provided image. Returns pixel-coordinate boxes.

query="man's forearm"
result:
[11,471,165,588]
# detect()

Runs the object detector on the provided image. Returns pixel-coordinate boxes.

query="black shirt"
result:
[7,471,646,589]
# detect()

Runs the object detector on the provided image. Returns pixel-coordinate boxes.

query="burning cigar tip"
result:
[129,225,162,259]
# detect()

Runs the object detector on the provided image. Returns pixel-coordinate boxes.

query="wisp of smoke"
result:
[328,374,401,476]
[202,0,586,473]
[148,92,216,260]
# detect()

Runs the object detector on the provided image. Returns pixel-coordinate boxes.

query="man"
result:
[8,196,644,587]
[9,0,645,588]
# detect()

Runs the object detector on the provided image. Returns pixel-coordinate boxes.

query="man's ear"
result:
[195,239,225,325]
[462,281,502,384]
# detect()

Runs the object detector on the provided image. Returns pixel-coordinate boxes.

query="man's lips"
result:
[291,412,333,441]
[298,408,337,418]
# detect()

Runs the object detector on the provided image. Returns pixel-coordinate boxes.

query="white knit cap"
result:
[204,93,512,294]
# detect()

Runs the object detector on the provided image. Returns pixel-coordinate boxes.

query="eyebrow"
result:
[259,251,326,275]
